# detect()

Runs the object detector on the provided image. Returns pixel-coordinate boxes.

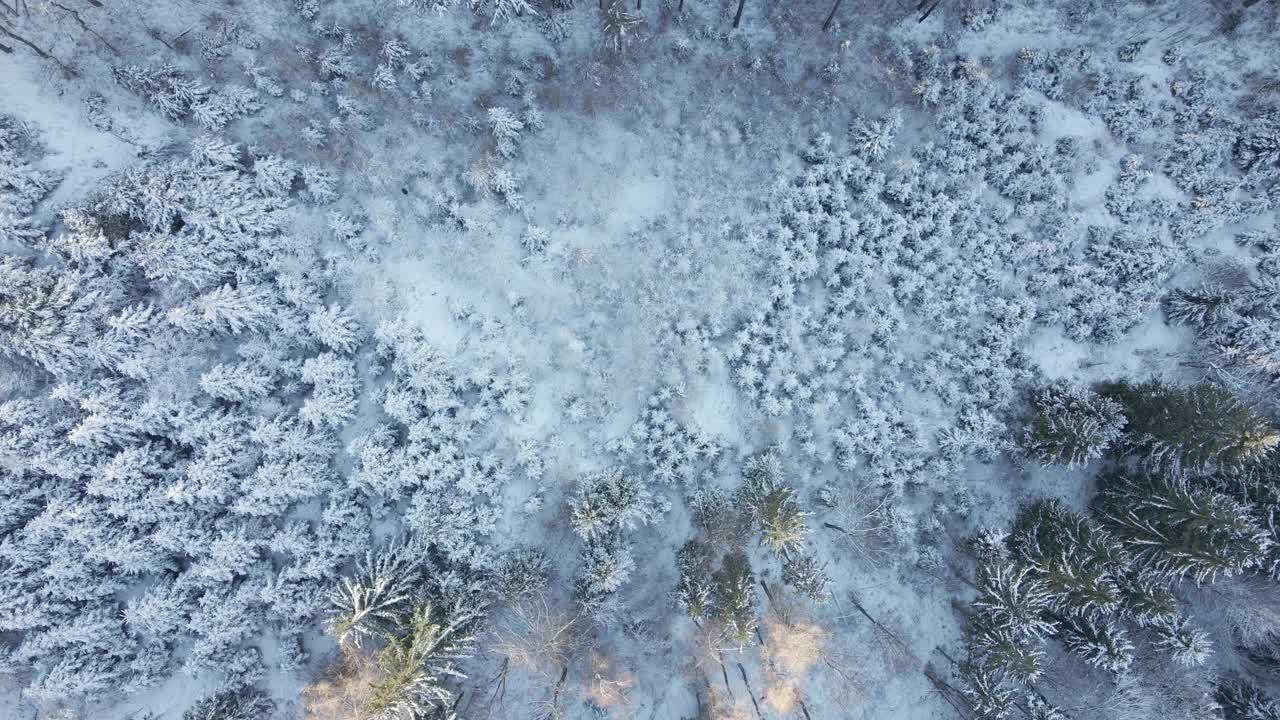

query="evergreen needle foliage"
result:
[1102,380,1280,472]
[1021,383,1126,468]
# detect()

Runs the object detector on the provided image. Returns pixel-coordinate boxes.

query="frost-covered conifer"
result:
[0,115,59,215]
[487,107,523,158]
[251,155,297,197]
[520,224,550,253]
[1166,284,1237,331]
[957,661,1015,719]
[1103,381,1280,472]
[1097,473,1271,583]
[602,1,642,53]
[1060,615,1134,674]
[480,0,538,24]
[301,165,338,204]
[200,362,274,402]
[972,562,1055,642]
[327,539,422,647]
[491,547,551,604]
[308,304,363,354]
[191,86,261,130]
[300,352,360,429]
[575,533,636,608]
[849,110,902,159]
[372,64,398,92]
[169,284,279,335]
[1152,617,1212,667]
[1009,501,1126,616]
[739,452,809,557]
[366,601,479,720]
[112,65,210,119]
[1217,677,1280,720]
[182,688,274,720]
[1020,383,1126,468]
[781,553,830,601]
[1235,113,1280,173]
[568,469,663,542]
[711,550,757,647]
[672,539,715,620]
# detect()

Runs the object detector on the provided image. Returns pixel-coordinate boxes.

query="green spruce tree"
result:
[672,539,716,621]
[739,451,809,557]
[1217,676,1280,720]
[1097,473,1272,583]
[1059,615,1134,674]
[1165,284,1237,330]
[1009,501,1127,616]
[1102,380,1280,472]
[782,553,830,602]
[711,549,758,648]
[1020,383,1126,468]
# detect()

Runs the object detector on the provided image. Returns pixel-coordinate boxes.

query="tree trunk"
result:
[737,664,764,719]
[822,0,843,30]
[717,651,734,698]
[678,0,684,12]
[732,0,746,28]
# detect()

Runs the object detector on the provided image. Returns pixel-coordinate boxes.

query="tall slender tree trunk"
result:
[822,0,843,30]
[732,0,746,28]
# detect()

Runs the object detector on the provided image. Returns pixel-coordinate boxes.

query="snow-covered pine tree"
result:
[602,0,642,54]
[1102,380,1280,472]
[478,0,538,25]
[711,549,757,647]
[1020,383,1126,468]
[672,539,715,620]
[182,688,274,720]
[300,352,360,429]
[1096,472,1272,583]
[1151,616,1213,667]
[1165,284,1238,331]
[1059,614,1134,674]
[781,553,830,601]
[739,451,809,557]
[971,561,1056,642]
[574,532,636,616]
[1235,112,1280,174]
[365,601,479,720]
[487,107,523,158]
[1009,500,1127,617]
[957,660,1015,720]
[308,304,363,354]
[169,284,280,336]
[0,114,59,216]
[1217,676,1280,720]
[568,468,663,542]
[849,110,902,160]
[491,547,551,605]
[199,362,274,402]
[112,65,210,120]
[327,539,422,647]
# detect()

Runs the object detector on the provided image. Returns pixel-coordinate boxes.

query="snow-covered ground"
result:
[2,0,1280,718]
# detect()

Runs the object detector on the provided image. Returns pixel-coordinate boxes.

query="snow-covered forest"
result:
[3,0,1280,717]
